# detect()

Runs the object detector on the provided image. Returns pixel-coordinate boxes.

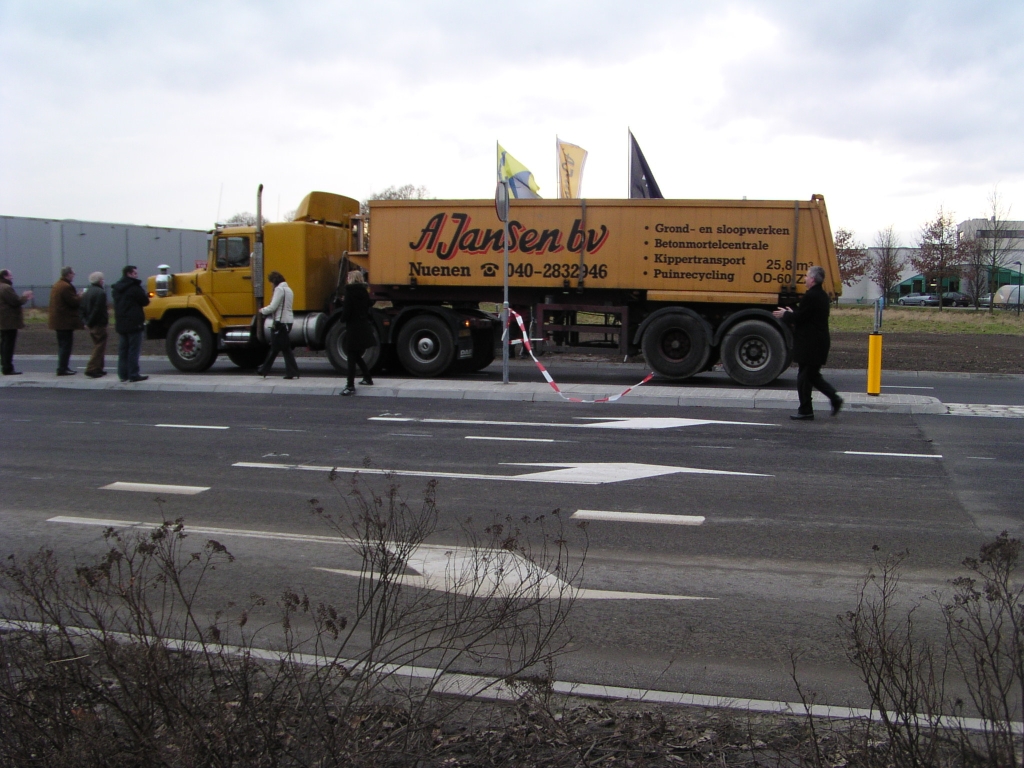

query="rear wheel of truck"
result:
[324,321,381,375]
[166,316,218,372]
[719,319,787,386]
[226,347,268,369]
[641,313,710,379]
[396,315,455,377]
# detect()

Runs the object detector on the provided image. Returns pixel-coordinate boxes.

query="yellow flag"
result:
[556,138,588,199]
[497,143,541,199]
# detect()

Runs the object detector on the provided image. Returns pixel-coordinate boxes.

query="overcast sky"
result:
[2,1,1022,244]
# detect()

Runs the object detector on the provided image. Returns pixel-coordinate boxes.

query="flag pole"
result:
[497,140,510,385]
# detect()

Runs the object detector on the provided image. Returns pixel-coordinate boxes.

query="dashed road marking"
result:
[155,424,230,430]
[573,510,705,526]
[841,451,942,459]
[100,481,210,495]
[466,436,558,443]
[881,385,934,389]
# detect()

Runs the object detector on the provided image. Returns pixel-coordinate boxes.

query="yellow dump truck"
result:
[146,189,840,386]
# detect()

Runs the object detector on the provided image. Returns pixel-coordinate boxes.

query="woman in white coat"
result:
[257,271,299,379]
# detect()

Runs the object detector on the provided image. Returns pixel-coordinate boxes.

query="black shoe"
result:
[831,397,844,417]
[85,371,106,378]
[2,370,21,375]
[341,386,355,396]
[128,375,149,382]
[790,413,814,421]
[56,369,76,376]
[359,378,373,386]
[284,375,299,380]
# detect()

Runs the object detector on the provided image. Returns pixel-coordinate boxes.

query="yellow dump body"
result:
[369,195,840,301]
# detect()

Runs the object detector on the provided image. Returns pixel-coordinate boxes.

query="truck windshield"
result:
[216,236,251,268]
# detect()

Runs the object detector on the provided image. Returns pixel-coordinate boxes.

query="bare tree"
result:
[222,211,270,226]
[834,228,869,290]
[978,188,1022,312]
[360,184,431,215]
[958,237,987,308]
[870,225,905,302]
[911,208,961,311]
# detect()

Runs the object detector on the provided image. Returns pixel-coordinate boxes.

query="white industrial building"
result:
[0,215,209,307]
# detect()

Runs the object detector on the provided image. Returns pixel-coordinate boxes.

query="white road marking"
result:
[967,456,996,460]
[881,385,934,390]
[233,460,771,484]
[48,516,704,601]
[946,403,1024,418]
[155,424,230,430]
[466,436,557,443]
[391,433,433,437]
[100,481,210,495]
[841,451,942,459]
[370,416,774,431]
[573,510,705,526]
[0,617,999,729]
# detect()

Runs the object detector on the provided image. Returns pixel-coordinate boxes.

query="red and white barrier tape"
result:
[505,309,654,403]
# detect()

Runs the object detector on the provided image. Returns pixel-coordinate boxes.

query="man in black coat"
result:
[340,270,374,396]
[773,266,843,420]
[111,265,150,383]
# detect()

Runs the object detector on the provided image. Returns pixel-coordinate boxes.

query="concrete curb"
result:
[15,354,1024,380]
[0,372,946,414]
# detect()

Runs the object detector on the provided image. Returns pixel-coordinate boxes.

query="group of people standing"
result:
[0,264,150,382]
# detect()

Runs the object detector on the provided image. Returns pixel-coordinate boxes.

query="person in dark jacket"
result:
[80,272,108,378]
[340,270,374,396]
[0,269,33,375]
[111,265,150,382]
[773,266,843,420]
[47,265,82,375]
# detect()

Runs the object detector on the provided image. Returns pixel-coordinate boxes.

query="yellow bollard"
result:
[867,333,883,396]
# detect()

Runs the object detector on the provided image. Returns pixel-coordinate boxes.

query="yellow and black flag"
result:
[556,137,588,199]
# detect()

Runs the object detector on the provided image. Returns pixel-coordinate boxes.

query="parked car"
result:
[941,291,971,307]
[978,293,993,308]
[897,293,940,306]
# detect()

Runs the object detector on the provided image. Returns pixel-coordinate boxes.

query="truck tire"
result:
[396,315,455,377]
[324,321,381,375]
[226,347,268,369]
[166,316,218,372]
[454,329,496,373]
[641,313,710,379]
[719,319,787,386]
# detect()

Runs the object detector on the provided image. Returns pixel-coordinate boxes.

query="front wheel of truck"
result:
[166,316,218,372]
[719,319,787,386]
[396,315,455,377]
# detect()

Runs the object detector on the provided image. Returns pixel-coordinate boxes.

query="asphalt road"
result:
[3,385,1022,708]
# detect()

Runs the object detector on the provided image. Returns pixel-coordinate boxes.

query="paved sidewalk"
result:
[0,370,945,414]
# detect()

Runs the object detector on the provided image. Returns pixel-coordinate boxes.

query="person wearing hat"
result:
[48,265,82,375]
[0,269,34,375]
[80,272,108,378]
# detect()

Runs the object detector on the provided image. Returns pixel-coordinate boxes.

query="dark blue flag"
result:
[629,131,663,199]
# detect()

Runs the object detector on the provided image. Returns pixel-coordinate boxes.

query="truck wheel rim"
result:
[414,334,438,361]
[736,336,769,371]
[176,330,202,360]
[660,329,691,361]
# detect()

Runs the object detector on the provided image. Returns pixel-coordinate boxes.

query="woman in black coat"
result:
[340,270,373,396]
[773,266,843,420]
